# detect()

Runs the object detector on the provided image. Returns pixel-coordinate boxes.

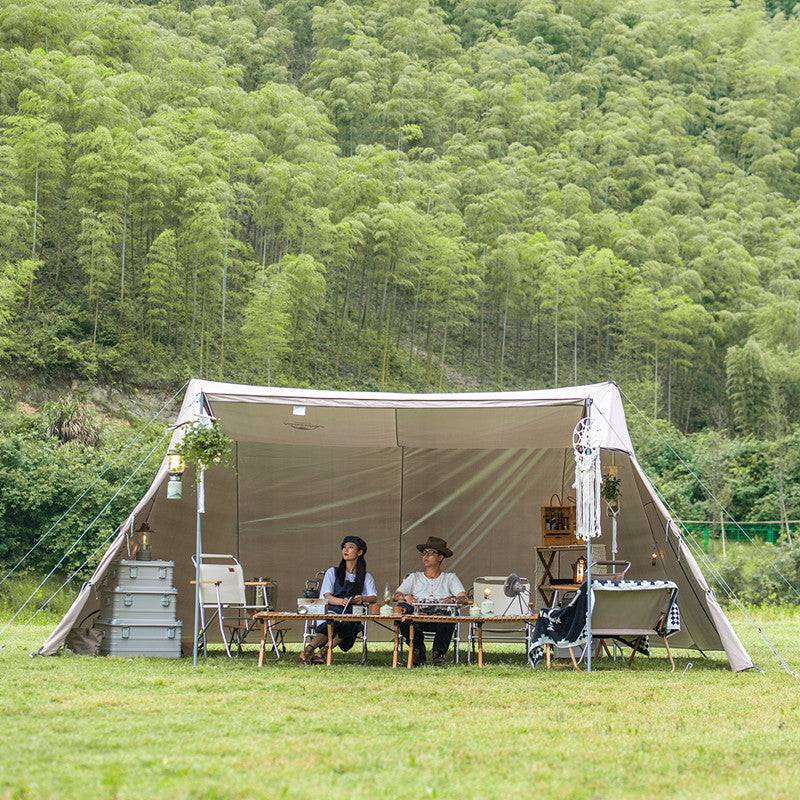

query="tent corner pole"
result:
[192,392,206,668]
[586,535,592,672]
[586,397,593,674]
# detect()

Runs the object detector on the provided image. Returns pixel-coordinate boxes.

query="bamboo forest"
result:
[4,1,800,578]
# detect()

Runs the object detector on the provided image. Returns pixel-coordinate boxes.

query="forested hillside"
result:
[2,0,800,438]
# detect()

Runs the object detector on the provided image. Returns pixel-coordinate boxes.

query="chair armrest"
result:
[243,581,273,586]
[190,580,223,586]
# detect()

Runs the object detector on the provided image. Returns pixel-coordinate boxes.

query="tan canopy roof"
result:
[177,379,635,452]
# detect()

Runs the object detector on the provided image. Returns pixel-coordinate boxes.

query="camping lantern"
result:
[166,449,185,500]
[651,546,658,566]
[135,521,153,561]
[572,555,587,584]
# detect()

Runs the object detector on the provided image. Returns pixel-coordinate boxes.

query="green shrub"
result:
[0,575,78,623]
[0,406,164,580]
[711,540,800,606]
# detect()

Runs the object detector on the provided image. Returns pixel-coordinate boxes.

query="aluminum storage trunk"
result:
[100,587,178,622]
[104,559,174,590]
[97,620,182,657]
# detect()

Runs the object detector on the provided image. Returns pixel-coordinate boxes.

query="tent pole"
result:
[586,399,593,674]
[192,392,206,668]
[611,509,618,661]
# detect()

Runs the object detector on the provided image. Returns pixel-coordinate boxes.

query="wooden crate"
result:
[540,504,576,545]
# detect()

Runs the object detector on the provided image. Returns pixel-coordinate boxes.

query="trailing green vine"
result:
[601,475,621,504]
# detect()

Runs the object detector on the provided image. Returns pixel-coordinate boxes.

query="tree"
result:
[0,101,66,258]
[144,230,178,342]
[77,210,117,346]
[726,338,771,437]
[0,258,37,356]
[277,254,327,364]
[240,271,291,384]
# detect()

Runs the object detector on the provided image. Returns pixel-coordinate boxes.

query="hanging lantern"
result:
[166,448,185,500]
[572,555,587,584]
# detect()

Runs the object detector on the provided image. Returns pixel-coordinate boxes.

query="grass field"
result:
[0,610,798,800]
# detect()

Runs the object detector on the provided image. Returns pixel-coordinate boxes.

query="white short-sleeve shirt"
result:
[397,571,465,601]
[319,567,377,599]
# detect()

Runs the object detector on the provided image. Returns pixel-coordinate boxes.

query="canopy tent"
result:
[38,379,753,671]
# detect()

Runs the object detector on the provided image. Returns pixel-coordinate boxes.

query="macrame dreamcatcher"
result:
[572,416,603,542]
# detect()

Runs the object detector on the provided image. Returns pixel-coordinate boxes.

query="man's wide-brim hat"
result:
[416,536,453,558]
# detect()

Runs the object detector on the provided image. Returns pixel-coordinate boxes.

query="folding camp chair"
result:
[191,554,281,659]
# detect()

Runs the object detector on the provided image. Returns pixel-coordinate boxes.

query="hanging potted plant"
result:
[176,419,232,473]
[601,466,621,512]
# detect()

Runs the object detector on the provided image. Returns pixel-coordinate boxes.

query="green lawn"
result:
[1,610,798,800]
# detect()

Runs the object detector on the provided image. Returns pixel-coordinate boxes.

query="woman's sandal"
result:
[311,653,325,665]
[298,647,314,665]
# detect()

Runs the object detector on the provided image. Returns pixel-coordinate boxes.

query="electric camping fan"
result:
[502,573,530,615]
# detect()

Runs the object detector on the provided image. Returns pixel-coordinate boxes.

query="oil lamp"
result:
[572,555,587,584]
[135,521,153,561]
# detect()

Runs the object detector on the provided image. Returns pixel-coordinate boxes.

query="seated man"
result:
[394,536,469,666]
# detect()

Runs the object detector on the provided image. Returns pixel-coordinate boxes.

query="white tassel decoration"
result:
[573,416,602,541]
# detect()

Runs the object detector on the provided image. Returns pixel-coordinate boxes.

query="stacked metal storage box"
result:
[97,559,182,657]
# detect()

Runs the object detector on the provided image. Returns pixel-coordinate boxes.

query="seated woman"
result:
[299,535,377,664]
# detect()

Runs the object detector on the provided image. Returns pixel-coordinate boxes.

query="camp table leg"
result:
[663,636,676,672]
[258,620,267,668]
[477,623,484,668]
[326,621,334,666]
[392,622,399,668]
[545,643,551,669]
[537,549,558,605]
[267,619,281,660]
[628,638,640,666]
[407,623,415,669]
[569,647,580,671]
